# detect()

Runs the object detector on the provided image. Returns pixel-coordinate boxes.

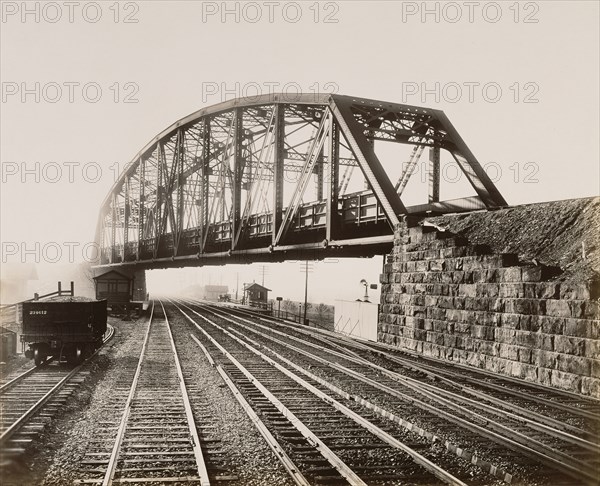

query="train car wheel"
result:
[33,348,46,366]
[67,346,84,365]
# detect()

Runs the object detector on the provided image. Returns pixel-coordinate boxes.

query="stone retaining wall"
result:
[379,220,599,397]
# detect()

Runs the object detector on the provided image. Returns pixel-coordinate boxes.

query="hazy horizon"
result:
[2,1,598,304]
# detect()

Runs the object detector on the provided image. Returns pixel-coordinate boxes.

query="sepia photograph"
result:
[1,1,599,485]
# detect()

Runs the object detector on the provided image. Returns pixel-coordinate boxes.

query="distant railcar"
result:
[21,300,107,365]
[93,270,133,312]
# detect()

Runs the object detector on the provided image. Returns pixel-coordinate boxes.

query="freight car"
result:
[21,299,107,365]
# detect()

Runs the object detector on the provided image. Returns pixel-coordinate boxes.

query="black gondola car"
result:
[21,300,107,365]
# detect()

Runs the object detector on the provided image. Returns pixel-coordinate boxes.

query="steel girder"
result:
[94,93,506,269]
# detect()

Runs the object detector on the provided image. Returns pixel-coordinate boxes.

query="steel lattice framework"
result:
[95,93,506,269]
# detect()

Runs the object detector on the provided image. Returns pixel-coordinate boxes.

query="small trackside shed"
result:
[244,283,271,306]
[0,327,17,361]
[93,270,133,307]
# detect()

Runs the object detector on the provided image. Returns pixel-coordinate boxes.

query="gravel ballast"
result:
[30,308,294,486]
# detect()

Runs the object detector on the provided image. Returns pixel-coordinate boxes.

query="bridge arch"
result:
[95,93,506,269]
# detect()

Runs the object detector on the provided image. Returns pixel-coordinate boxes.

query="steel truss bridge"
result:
[95,93,506,269]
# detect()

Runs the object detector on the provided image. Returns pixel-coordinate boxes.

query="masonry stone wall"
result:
[379,221,600,397]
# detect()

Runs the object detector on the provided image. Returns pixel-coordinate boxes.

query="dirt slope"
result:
[427,197,599,284]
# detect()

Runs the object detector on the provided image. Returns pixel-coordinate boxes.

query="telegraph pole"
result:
[303,261,308,325]
[298,261,313,325]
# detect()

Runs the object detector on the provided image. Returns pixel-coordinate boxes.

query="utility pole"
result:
[298,261,313,325]
[235,272,239,301]
[260,265,266,286]
[303,261,308,325]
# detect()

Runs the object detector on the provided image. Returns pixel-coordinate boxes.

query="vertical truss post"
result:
[365,135,375,190]
[232,108,243,250]
[429,146,440,203]
[199,120,210,253]
[175,129,185,255]
[124,177,130,259]
[138,157,145,260]
[154,142,163,259]
[110,193,117,263]
[316,144,324,200]
[272,103,285,245]
[326,120,339,242]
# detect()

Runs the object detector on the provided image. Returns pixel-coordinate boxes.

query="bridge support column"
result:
[132,268,147,302]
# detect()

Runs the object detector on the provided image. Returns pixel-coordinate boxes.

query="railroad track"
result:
[75,301,211,485]
[225,303,600,430]
[184,300,600,485]
[219,302,600,429]
[0,325,114,463]
[170,299,481,486]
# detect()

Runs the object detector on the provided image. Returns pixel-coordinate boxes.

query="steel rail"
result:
[319,323,600,409]
[224,325,515,484]
[101,304,155,486]
[228,321,592,484]
[209,305,598,451]
[344,337,600,422]
[0,325,114,447]
[385,355,600,423]
[206,305,598,451]
[199,303,599,484]
[160,301,210,486]
[193,304,519,483]
[0,324,115,394]
[0,360,53,394]
[356,339,600,418]
[333,339,598,437]
[189,333,311,486]
[174,301,469,486]
[0,368,74,446]
[174,303,368,486]
[219,303,600,419]
[408,375,599,451]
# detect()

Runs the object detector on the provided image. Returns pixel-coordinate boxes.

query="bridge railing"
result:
[101,190,389,264]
